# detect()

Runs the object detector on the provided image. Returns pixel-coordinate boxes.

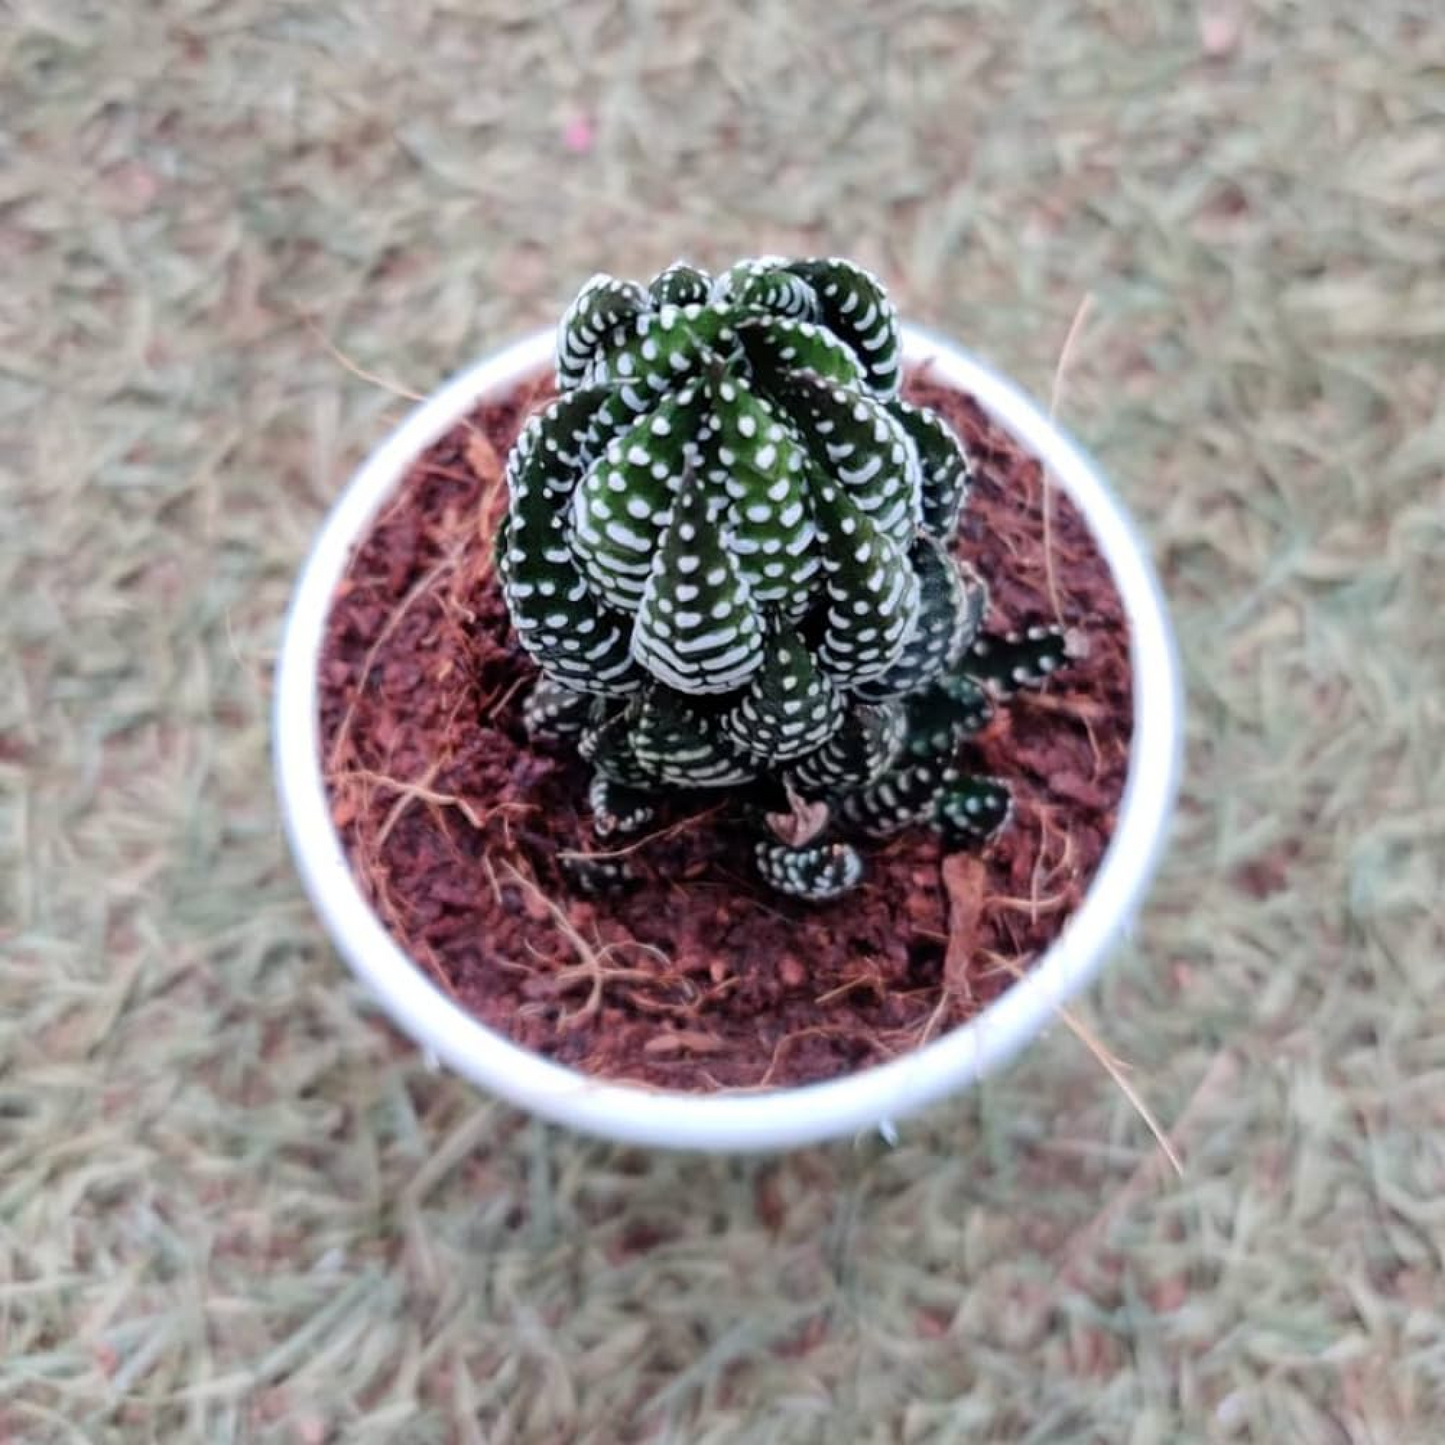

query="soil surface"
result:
[318,367,1132,1090]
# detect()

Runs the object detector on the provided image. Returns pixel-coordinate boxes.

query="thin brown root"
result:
[479,671,530,723]
[993,954,1183,1180]
[990,890,1072,916]
[302,314,429,404]
[1059,1050,1241,1285]
[813,969,886,1006]
[1026,804,1072,922]
[374,759,442,845]
[909,989,953,1049]
[338,764,485,836]
[1018,690,1112,722]
[757,1026,886,1090]
[497,860,675,1030]
[1043,291,1095,626]
[557,804,729,863]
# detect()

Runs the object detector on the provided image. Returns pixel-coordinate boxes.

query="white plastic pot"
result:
[274,325,1182,1152]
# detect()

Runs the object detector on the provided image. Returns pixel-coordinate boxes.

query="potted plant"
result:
[274,256,1181,1151]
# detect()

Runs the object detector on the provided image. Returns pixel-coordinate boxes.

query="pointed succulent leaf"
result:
[588,774,656,838]
[933,776,1014,846]
[737,315,866,391]
[583,303,739,406]
[952,558,988,655]
[569,392,697,612]
[632,688,757,787]
[649,261,712,306]
[719,623,844,762]
[785,258,902,396]
[698,370,819,612]
[755,839,864,901]
[497,547,639,695]
[809,478,921,687]
[852,541,986,701]
[772,372,920,550]
[963,625,1068,695]
[787,701,906,796]
[904,674,993,760]
[715,258,818,318]
[560,854,636,895]
[557,275,649,390]
[887,397,972,541]
[578,703,656,787]
[506,385,616,501]
[576,387,648,473]
[522,676,593,742]
[834,753,964,839]
[498,397,641,695]
[631,463,765,694]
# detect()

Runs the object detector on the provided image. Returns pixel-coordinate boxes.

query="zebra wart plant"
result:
[497,256,1066,901]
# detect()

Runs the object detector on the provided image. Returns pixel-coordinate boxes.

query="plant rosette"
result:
[275,258,1181,1152]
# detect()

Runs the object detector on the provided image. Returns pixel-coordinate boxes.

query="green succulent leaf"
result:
[719,622,844,762]
[507,385,618,498]
[785,258,902,397]
[755,839,865,901]
[588,774,657,838]
[716,257,819,318]
[963,625,1068,695]
[631,461,766,694]
[576,387,648,474]
[560,854,636,895]
[649,261,712,306]
[498,395,642,694]
[631,688,757,787]
[887,397,972,541]
[556,274,649,390]
[787,700,906,796]
[578,703,656,788]
[738,316,865,391]
[569,391,698,612]
[834,753,964,838]
[903,673,994,760]
[695,369,819,614]
[583,303,738,408]
[522,676,593,742]
[934,777,1014,846]
[809,478,921,687]
[772,371,921,551]
[852,541,986,702]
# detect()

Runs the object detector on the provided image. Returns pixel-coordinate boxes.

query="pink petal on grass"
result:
[563,115,595,154]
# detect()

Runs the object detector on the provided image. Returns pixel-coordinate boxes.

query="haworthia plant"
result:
[497,257,1069,900]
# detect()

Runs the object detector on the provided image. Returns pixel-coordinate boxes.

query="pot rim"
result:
[273,324,1182,1152]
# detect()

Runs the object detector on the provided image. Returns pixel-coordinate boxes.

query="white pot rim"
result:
[273,324,1182,1152]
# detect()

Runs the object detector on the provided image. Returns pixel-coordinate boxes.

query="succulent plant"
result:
[496,256,1066,901]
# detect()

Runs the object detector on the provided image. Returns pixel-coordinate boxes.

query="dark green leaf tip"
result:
[588,774,657,838]
[755,839,865,901]
[934,776,1014,846]
[964,625,1069,696]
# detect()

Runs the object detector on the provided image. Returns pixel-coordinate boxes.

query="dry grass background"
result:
[2,2,1443,1441]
